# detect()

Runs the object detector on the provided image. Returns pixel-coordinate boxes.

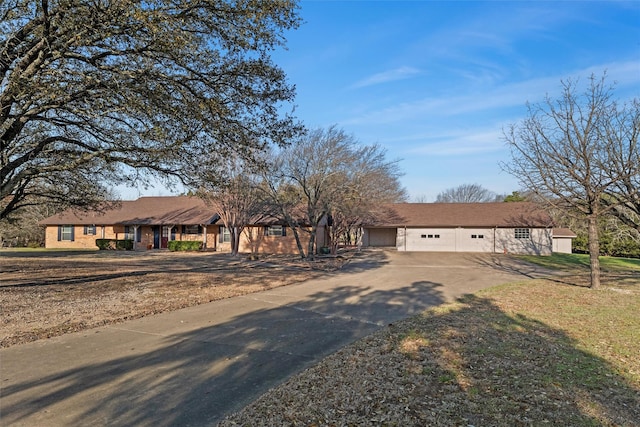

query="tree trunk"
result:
[230,226,241,256]
[587,214,601,289]
[287,225,305,259]
[307,225,317,260]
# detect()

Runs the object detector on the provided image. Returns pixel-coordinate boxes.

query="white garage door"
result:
[402,228,496,252]
[404,229,457,251]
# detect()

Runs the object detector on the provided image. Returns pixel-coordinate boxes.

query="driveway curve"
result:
[0,251,546,426]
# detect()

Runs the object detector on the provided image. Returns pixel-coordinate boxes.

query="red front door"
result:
[161,226,169,249]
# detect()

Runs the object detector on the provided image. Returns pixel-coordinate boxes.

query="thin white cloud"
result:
[351,66,421,89]
[343,60,640,126]
[402,129,505,157]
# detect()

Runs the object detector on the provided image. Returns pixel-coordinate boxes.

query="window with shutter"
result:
[59,225,74,241]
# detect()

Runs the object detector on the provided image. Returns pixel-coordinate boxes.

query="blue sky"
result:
[126,0,640,202]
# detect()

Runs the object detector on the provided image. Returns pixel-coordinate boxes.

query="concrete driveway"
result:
[0,251,545,426]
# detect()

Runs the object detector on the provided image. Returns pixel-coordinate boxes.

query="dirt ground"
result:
[0,250,346,348]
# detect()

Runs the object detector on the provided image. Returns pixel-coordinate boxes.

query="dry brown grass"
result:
[220,274,640,426]
[0,250,344,347]
[3,250,639,426]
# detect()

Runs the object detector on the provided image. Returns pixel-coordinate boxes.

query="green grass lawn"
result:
[409,255,640,424]
[518,252,640,272]
[407,277,640,425]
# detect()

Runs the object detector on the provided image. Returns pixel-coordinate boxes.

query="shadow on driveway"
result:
[1,277,445,426]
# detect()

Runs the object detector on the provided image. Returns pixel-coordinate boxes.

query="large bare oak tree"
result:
[280,126,406,258]
[1,0,301,220]
[503,74,640,289]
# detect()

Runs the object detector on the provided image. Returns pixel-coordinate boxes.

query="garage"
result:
[366,228,397,247]
[362,203,565,255]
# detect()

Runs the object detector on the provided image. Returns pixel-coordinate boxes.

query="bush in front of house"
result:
[96,239,134,250]
[167,241,202,251]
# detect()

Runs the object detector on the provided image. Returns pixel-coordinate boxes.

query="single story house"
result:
[40,198,574,255]
[362,202,573,255]
[40,196,318,254]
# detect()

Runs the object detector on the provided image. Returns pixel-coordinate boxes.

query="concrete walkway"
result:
[0,251,544,426]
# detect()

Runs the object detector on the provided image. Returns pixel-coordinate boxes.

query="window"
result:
[471,234,477,239]
[266,225,286,237]
[478,234,484,239]
[421,234,427,238]
[219,226,231,243]
[428,234,433,238]
[434,235,440,238]
[124,226,135,240]
[58,225,74,241]
[84,225,96,235]
[183,225,202,235]
[514,228,531,239]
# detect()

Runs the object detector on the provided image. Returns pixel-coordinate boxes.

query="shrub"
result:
[96,239,113,250]
[572,234,640,258]
[168,240,202,251]
[96,239,133,250]
[116,239,134,250]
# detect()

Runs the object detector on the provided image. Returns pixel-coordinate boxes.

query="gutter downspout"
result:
[493,226,497,253]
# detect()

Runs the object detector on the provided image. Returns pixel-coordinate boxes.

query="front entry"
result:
[153,226,160,249]
[161,226,170,249]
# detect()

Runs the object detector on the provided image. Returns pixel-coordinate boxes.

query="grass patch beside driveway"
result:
[0,250,344,347]
[518,252,640,273]
[220,257,640,426]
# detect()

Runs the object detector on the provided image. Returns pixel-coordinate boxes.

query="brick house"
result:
[40,198,574,255]
[40,196,317,253]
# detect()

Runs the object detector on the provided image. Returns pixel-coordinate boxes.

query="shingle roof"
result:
[39,196,220,226]
[370,202,554,228]
[552,228,577,238]
[41,198,555,229]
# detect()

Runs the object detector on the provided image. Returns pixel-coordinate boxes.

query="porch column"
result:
[133,225,139,250]
[203,225,207,249]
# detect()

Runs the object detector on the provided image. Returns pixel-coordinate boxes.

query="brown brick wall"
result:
[44,224,319,254]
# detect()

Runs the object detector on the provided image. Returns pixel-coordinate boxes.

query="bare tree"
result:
[278,126,406,258]
[1,0,301,220]
[256,127,406,258]
[255,151,308,259]
[0,196,60,247]
[435,183,497,203]
[327,144,406,253]
[602,98,640,232]
[199,161,266,256]
[503,73,639,289]
[283,126,355,258]
[412,194,429,203]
